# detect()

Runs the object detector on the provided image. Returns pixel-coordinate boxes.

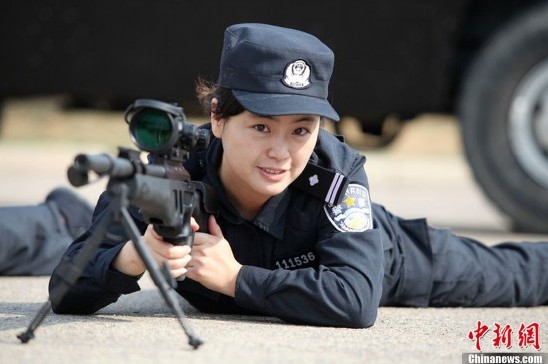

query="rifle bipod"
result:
[17,184,203,349]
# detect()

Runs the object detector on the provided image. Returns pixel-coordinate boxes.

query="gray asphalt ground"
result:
[0,97,547,363]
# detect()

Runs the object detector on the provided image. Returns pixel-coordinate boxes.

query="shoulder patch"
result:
[324,183,373,232]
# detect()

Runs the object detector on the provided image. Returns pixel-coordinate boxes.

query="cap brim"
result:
[232,90,340,121]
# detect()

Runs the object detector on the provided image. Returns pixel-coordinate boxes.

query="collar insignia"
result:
[309,174,319,186]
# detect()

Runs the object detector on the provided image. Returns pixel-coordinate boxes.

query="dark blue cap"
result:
[218,23,340,121]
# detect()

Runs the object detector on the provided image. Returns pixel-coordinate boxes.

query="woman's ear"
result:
[210,98,224,138]
[211,118,224,138]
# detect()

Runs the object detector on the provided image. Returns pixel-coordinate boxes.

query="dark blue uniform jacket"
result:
[49,128,435,328]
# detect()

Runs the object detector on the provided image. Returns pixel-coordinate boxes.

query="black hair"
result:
[195,78,245,119]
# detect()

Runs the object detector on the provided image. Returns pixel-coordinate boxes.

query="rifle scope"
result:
[124,99,210,155]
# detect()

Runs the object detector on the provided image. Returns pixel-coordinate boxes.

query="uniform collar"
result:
[251,190,290,239]
[204,138,289,239]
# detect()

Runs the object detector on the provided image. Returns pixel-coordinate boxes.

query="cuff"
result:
[234,265,272,312]
[104,267,142,294]
[96,243,142,294]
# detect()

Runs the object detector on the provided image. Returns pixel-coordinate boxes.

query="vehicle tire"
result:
[458,3,548,233]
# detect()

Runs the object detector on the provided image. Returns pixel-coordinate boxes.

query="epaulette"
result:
[292,162,349,206]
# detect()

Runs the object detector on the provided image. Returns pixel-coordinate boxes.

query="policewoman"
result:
[49,23,548,327]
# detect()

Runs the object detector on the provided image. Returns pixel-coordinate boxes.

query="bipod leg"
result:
[16,301,51,343]
[119,207,203,349]
[17,207,115,343]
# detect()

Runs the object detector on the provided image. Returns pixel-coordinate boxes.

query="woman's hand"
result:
[187,215,242,297]
[113,220,199,278]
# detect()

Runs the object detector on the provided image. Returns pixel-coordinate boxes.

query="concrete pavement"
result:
[1,274,546,364]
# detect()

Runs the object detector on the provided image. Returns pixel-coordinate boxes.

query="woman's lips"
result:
[258,167,287,181]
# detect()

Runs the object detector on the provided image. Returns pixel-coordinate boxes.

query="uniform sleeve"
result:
[234,165,384,328]
[49,192,148,314]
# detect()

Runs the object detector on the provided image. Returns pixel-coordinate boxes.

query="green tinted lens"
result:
[132,109,173,149]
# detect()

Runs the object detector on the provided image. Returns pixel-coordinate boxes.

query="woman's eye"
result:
[294,127,309,136]
[254,124,269,132]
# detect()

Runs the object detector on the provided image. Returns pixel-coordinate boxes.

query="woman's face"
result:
[212,110,321,217]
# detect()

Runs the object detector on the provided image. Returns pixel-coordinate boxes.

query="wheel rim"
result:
[509,59,548,188]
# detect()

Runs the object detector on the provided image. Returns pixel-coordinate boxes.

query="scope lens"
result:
[132,109,173,150]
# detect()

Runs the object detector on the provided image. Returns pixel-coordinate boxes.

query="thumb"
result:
[190,217,200,232]
[208,215,224,238]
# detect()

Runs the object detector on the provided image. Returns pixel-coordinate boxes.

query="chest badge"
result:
[324,184,373,232]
